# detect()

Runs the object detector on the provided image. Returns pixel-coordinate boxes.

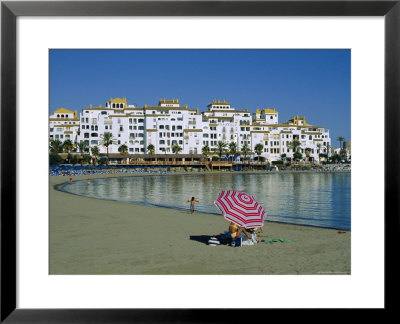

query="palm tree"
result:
[172,144,182,155]
[81,154,92,165]
[118,144,129,164]
[62,139,73,153]
[147,144,155,155]
[337,136,345,149]
[288,139,301,153]
[228,142,237,161]
[241,142,251,163]
[91,146,99,165]
[216,140,228,160]
[100,132,116,164]
[77,140,89,155]
[326,143,331,157]
[305,147,312,161]
[202,144,210,161]
[49,139,63,153]
[254,143,264,161]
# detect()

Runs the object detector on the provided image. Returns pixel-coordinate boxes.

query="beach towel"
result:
[261,238,294,244]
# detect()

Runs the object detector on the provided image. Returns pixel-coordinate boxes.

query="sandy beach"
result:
[49,172,351,275]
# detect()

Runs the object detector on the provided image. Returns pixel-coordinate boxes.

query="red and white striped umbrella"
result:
[214,190,266,228]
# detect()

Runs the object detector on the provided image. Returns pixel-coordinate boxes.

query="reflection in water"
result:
[59,173,351,230]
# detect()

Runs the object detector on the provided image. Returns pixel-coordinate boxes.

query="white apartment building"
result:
[50,97,331,162]
[49,108,80,143]
[250,110,331,162]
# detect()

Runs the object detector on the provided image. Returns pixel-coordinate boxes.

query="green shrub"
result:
[82,154,92,164]
[212,156,220,161]
[49,152,63,165]
[272,160,283,165]
[98,157,106,165]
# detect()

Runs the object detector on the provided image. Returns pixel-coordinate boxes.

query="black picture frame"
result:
[1,0,398,322]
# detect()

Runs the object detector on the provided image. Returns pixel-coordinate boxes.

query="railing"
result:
[211,161,233,165]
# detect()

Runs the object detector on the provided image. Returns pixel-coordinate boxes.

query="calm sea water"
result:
[58,173,351,230]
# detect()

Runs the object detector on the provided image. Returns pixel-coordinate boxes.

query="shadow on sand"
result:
[189,235,211,245]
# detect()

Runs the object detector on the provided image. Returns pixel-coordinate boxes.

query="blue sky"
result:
[49,49,350,147]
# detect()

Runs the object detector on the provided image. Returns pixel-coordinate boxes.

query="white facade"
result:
[49,108,80,144]
[250,112,331,162]
[51,97,332,162]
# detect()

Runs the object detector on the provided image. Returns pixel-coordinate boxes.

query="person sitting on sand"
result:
[229,222,259,245]
[187,197,199,214]
[229,222,252,240]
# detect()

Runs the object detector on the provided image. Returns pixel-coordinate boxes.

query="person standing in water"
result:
[187,197,199,214]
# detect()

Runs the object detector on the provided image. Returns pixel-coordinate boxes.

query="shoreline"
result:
[49,172,351,275]
[53,175,349,232]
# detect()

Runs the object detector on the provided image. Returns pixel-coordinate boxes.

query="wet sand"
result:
[49,172,351,275]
